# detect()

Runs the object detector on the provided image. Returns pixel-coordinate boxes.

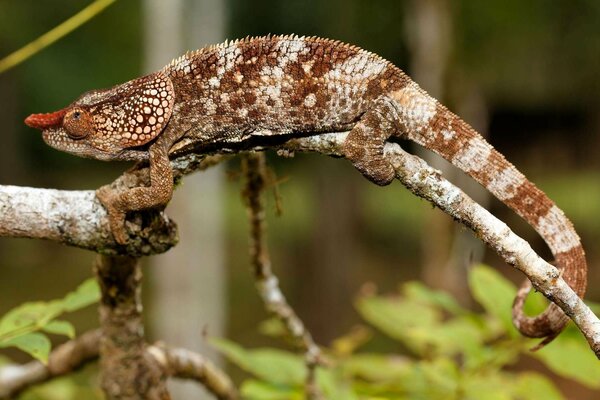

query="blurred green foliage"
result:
[212,265,599,399]
[0,279,99,363]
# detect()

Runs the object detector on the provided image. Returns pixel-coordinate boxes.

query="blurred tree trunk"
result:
[405,0,488,303]
[299,159,361,343]
[295,0,362,344]
[144,0,226,398]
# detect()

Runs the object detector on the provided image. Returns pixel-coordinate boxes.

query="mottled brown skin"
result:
[25,35,586,346]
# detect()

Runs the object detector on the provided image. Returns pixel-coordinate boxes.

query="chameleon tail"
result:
[390,81,587,347]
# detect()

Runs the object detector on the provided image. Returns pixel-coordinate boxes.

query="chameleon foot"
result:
[96,186,129,245]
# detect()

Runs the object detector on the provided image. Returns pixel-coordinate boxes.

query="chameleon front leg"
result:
[96,134,175,244]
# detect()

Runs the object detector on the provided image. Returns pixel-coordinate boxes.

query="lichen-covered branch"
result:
[241,153,323,399]
[0,185,176,256]
[0,155,226,256]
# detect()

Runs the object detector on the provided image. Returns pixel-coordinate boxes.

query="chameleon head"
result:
[25,71,175,161]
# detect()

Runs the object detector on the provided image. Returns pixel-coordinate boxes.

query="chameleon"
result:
[24,35,586,345]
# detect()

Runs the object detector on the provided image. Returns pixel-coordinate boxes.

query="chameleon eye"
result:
[64,109,91,139]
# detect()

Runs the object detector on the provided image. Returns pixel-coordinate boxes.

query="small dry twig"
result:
[242,152,323,399]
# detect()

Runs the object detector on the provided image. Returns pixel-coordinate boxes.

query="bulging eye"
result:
[64,109,91,139]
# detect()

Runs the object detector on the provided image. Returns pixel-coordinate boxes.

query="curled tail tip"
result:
[529,333,560,352]
[511,279,568,346]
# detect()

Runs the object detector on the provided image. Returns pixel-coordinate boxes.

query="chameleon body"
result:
[25,35,586,344]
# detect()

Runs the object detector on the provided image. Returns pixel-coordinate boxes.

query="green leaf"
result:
[241,380,302,400]
[356,295,440,353]
[316,368,359,400]
[522,290,549,316]
[461,372,513,400]
[0,301,63,339]
[468,264,516,333]
[62,279,100,312]
[532,332,600,388]
[342,354,414,382]
[406,358,460,398]
[0,332,51,363]
[402,281,466,315]
[211,338,305,385]
[330,325,372,356]
[42,320,76,339]
[513,372,565,400]
[258,318,287,338]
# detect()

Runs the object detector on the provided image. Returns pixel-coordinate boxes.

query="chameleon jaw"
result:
[24,109,68,130]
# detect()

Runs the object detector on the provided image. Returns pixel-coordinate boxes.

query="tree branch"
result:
[282,132,600,357]
[0,331,237,400]
[148,344,237,400]
[0,132,597,356]
[0,155,226,256]
[95,254,170,399]
[0,330,100,398]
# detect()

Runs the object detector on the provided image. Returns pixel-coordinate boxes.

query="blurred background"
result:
[0,0,599,398]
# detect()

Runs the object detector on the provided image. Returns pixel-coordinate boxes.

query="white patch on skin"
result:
[225,45,241,71]
[333,53,387,80]
[276,39,308,69]
[304,93,317,108]
[537,205,581,253]
[451,138,492,172]
[302,60,314,74]
[208,77,220,88]
[265,85,281,99]
[441,129,455,141]
[259,65,284,81]
[285,39,307,63]
[391,83,438,133]
[173,56,190,72]
[487,167,526,201]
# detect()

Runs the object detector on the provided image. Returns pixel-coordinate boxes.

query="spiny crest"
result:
[92,71,174,150]
[164,35,391,75]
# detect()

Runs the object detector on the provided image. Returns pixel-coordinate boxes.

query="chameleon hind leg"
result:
[342,101,397,186]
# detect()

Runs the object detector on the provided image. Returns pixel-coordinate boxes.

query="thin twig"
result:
[148,344,238,400]
[0,0,118,74]
[241,153,323,399]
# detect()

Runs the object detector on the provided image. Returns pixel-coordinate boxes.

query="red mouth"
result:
[24,109,67,130]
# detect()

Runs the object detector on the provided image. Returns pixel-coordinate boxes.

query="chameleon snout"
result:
[24,109,67,130]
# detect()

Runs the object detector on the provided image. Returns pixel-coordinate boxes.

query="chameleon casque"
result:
[25,35,586,345]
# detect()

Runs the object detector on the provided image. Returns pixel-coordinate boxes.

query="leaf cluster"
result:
[0,279,100,363]
[212,265,600,399]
